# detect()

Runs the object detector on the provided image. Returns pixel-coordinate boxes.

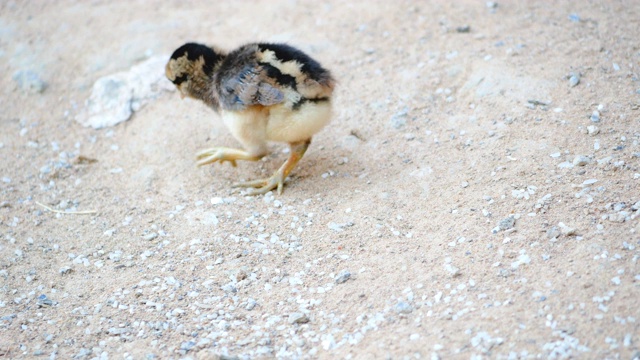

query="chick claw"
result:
[233,170,286,196]
[233,140,311,196]
[196,147,261,167]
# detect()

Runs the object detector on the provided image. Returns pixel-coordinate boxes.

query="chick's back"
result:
[213,43,335,112]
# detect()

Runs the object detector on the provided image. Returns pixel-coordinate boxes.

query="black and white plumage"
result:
[165,42,335,195]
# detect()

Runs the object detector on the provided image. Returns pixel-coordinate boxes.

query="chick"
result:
[165,42,335,195]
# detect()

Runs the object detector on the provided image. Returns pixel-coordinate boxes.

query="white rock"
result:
[558,222,576,236]
[573,155,590,166]
[76,56,175,129]
[288,312,310,324]
[444,263,460,277]
[587,125,600,136]
[557,161,574,169]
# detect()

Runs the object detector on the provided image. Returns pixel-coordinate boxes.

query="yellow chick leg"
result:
[196,147,263,167]
[233,139,311,195]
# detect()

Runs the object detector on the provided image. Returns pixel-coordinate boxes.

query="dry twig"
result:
[36,201,97,215]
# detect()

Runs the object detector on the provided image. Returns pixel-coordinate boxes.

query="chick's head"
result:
[166,43,224,101]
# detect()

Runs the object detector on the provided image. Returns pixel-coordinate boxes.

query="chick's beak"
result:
[175,84,185,99]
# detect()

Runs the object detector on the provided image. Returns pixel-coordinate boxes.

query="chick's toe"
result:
[233,173,286,195]
[232,140,310,195]
[196,147,263,167]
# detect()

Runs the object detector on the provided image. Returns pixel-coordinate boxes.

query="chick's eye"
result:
[173,74,188,85]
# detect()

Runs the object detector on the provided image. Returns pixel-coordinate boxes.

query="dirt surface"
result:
[1,1,639,359]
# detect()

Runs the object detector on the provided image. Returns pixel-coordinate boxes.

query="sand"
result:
[1,1,639,359]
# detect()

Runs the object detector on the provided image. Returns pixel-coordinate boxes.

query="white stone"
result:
[76,56,175,128]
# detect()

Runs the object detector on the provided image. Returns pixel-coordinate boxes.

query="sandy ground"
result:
[1,1,639,359]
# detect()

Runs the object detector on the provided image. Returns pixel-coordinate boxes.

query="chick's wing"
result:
[217,64,285,111]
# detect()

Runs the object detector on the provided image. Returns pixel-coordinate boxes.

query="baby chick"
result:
[165,42,335,195]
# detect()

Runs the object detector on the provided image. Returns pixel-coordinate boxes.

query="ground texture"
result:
[1,1,639,359]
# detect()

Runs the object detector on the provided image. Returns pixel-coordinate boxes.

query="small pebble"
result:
[288,313,310,324]
[557,161,574,169]
[221,283,237,293]
[587,125,599,136]
[558,222,576,236]
[395,301,413,314]
[546,226,561,239]
[390,108,409,129]
[37,294,54,307]
[108,327,129,336]
[142,233,158,241]
[335,271,351,284]
[498,216,515,230]
[569,74,580,87]
[573,155,590,166]
[445,263,460,277]
[404,133,416,141]
[590,111,600,122]
[180,341,196,353]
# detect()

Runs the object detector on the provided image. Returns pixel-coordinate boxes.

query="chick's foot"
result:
[233,139,310,195]
[196,147,262,167]
[233,170,286,195]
